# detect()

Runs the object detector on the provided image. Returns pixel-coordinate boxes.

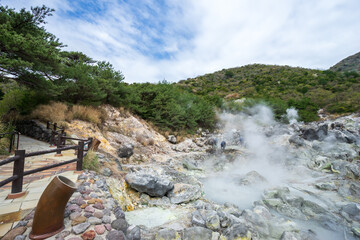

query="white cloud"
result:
[2,0,360,83]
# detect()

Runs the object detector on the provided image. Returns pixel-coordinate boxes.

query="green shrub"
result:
[0,122,14,155]
[83,150,99,172]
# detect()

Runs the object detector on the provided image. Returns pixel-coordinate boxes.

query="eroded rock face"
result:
[125,173,174,197]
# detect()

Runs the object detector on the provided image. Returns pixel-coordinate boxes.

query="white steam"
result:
[286,107,299,124]
[203,105,308,208]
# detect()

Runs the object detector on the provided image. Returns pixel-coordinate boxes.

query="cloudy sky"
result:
[2,0,360,83]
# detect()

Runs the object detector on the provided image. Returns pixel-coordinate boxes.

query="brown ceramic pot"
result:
[29,175,77,240]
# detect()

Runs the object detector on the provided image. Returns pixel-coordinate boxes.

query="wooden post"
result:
[50,131,55,147]
[9,132,14,153]
[55,133,63,156]
[46,121,50,129]
[76,141,84,171]
[62,132,66,146]
[16,132,20,150]
[12,150,25,194]
[53,123,57,131]
[88,137,93,151]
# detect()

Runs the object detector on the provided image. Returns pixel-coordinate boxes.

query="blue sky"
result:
[2,0,360,83]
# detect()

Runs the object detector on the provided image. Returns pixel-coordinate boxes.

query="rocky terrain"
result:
[6,105,360,240]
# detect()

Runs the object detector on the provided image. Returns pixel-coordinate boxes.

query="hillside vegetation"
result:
[0,5,216,133]
[178,64,360,121]
[330,52,360,73]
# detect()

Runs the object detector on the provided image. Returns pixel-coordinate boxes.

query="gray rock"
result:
[55,231,71,239]
[148,196,171,207]
[168,135,177,144]
[277,204,307,220]
[301,128,318,141]
[280,231,301,240]
[183,227,213,240]
[103,215,112,224]
[238,171,267,185]
[14,221,27,228]
[341,203,360,221]
[167,183,202,204]
[14,235,26,240]
[288,134,305,147]
[282,195,304,209]
[103,168,112,177]
[202,210,220,231]
[114,208,126,219]
[72,222,91,234]
[117,143,134,158]
[315,182,337,191]
[192,210,206,227]
[126,225,141,240]
[301,200,327,217]
[106,230,126,240]
[103,209,112,216]
[89,217,103,225]
[125,173,174,197]
[96,179,106,189]
[221,224,251,240]
[301,124,328,141]
[155,228,180,240]
[217,211,233,228]
[111,218,129,233]
[94,236,104,240]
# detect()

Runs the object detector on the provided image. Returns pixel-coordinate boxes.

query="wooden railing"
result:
[0,131,20,153]
[0,123,93,194]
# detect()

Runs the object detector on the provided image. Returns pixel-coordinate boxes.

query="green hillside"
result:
[177,64,360,121]
[330,52,360,73]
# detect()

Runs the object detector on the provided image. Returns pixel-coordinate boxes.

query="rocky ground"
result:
[5,107,360,240]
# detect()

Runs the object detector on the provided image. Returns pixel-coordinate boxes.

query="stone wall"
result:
[15,120,52,142]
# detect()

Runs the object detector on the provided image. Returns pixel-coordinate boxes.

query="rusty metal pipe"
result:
[30,175,77,240]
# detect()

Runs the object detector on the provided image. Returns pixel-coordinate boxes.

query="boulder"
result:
[341,203,360,221]
[192,210,206,227]
[155,228,181,240]
[221,224,251,240]
[111,218,129,233]
[288,134,305,147]
[106,230,126,240]
[168,135,177,144]
[117,143,134,158]
[238,171,267,186]
[301,128,318,141]
[183,227,213,240]
[301,124,328,141]
[102,168,112,177]
[167,183,202,204]
[125,173,174,197]
[126,225,141,240]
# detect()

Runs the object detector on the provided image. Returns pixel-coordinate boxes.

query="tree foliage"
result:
[0,5,216,133]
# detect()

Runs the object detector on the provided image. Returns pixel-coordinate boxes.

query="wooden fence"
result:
[0,131,20,153]
[0,122,92,194]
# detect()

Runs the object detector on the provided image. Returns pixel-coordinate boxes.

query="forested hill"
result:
[177,64,360,121]
[330,52,360,73]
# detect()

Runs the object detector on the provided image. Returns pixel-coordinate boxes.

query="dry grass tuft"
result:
[31,102,107,126]
[136,133,155,146]
[67,105,107,125]
[31,102,68,122]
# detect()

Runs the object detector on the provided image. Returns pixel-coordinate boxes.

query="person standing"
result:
[221,141,226,150]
